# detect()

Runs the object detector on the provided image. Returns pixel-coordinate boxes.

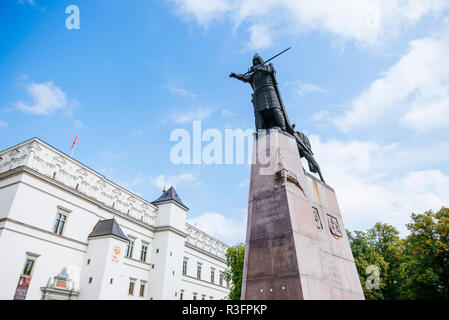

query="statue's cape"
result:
[269,67,325,182]
[270,70,313,155]
[269,69,294,134]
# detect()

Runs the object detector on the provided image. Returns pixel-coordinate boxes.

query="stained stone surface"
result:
[241,129,364,300]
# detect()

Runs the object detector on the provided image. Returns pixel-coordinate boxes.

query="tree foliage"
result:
[400,208,449,299]
[348,207,449,300]
[366,222,406,299]
[223,244,245,300]
[224,208,449,300]
[347,230,388,300]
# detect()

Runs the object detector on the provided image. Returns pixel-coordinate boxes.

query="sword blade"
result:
[263,47,291,65]
[243,47,291,75]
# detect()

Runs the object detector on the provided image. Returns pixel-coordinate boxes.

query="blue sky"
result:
[1,0,449,244]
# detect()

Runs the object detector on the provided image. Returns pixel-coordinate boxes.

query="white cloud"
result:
[400,96,449,132]
[18,0,36,6]
[15,81,71,115]
[129,129,144,138]
[169,0,449,48]
[221,109,235,117]
[248,24,272,50]
[0,120,7,128]
[171,107,212,123]
[17,0,45,12]
[310,135,449,234]
[336,33,449,132]
[74,120,86,130]
[286,80,325,97]
[100,150,129,160]
[187,212,246,244]
[151,173,199,190]
[125,176,144,188]
[310,110,330,122]
[172,0,231,26]
[237,179,249,188]
[166,82,200,99]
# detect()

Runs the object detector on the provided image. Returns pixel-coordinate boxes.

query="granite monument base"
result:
[241,129,364,300]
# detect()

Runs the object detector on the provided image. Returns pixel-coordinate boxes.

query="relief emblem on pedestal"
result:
[327,214,342,239]
[312,207,322,229]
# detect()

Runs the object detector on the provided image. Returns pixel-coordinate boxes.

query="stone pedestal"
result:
[241,129,364,300]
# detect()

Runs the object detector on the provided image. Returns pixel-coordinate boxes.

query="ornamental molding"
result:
[76,168,88,176]
[53,155,66,165]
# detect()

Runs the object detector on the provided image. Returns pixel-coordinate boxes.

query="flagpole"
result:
[71,143,76,158]
[71,134,78,158]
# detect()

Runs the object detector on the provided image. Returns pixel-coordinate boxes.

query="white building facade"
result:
[0,138,230,300]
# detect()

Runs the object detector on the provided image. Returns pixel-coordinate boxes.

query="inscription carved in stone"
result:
[252,189,288,226]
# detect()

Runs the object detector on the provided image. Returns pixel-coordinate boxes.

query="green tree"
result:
[366,223,405,299]
[223,244,245,300]
[401,207,449,299]
[347,230,388,300]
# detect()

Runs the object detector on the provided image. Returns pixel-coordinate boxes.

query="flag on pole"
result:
[71,134,78,157]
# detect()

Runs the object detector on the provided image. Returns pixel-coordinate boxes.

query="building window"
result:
[193,293,197,300]
[53,212,67,235]
[180,290,184,300]
[141,243,148,262]
[210,268,215,283]
[88,277,92,284]
[22,258,35,276]
[182,258,188,275]
[126,237,135,258]
[219,271,223,286]
[197,263,202,280]
[139,283,146,297]
[129,280,135,295]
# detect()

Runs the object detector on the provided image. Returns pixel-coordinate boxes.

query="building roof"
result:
[88,218,129,242]
[152,186,188,210]
[0,137,159,212]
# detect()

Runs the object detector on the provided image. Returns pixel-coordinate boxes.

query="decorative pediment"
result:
[53,155,67,165]
[97,179,107,188]
[26,141,41,153]
[76,167,88,176]
[112,188,122,196]
[127,196,136,203]
[8,149,20,158]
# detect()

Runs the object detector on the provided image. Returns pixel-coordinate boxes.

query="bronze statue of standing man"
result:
[230,51,325,182]
[230,54,287,131]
